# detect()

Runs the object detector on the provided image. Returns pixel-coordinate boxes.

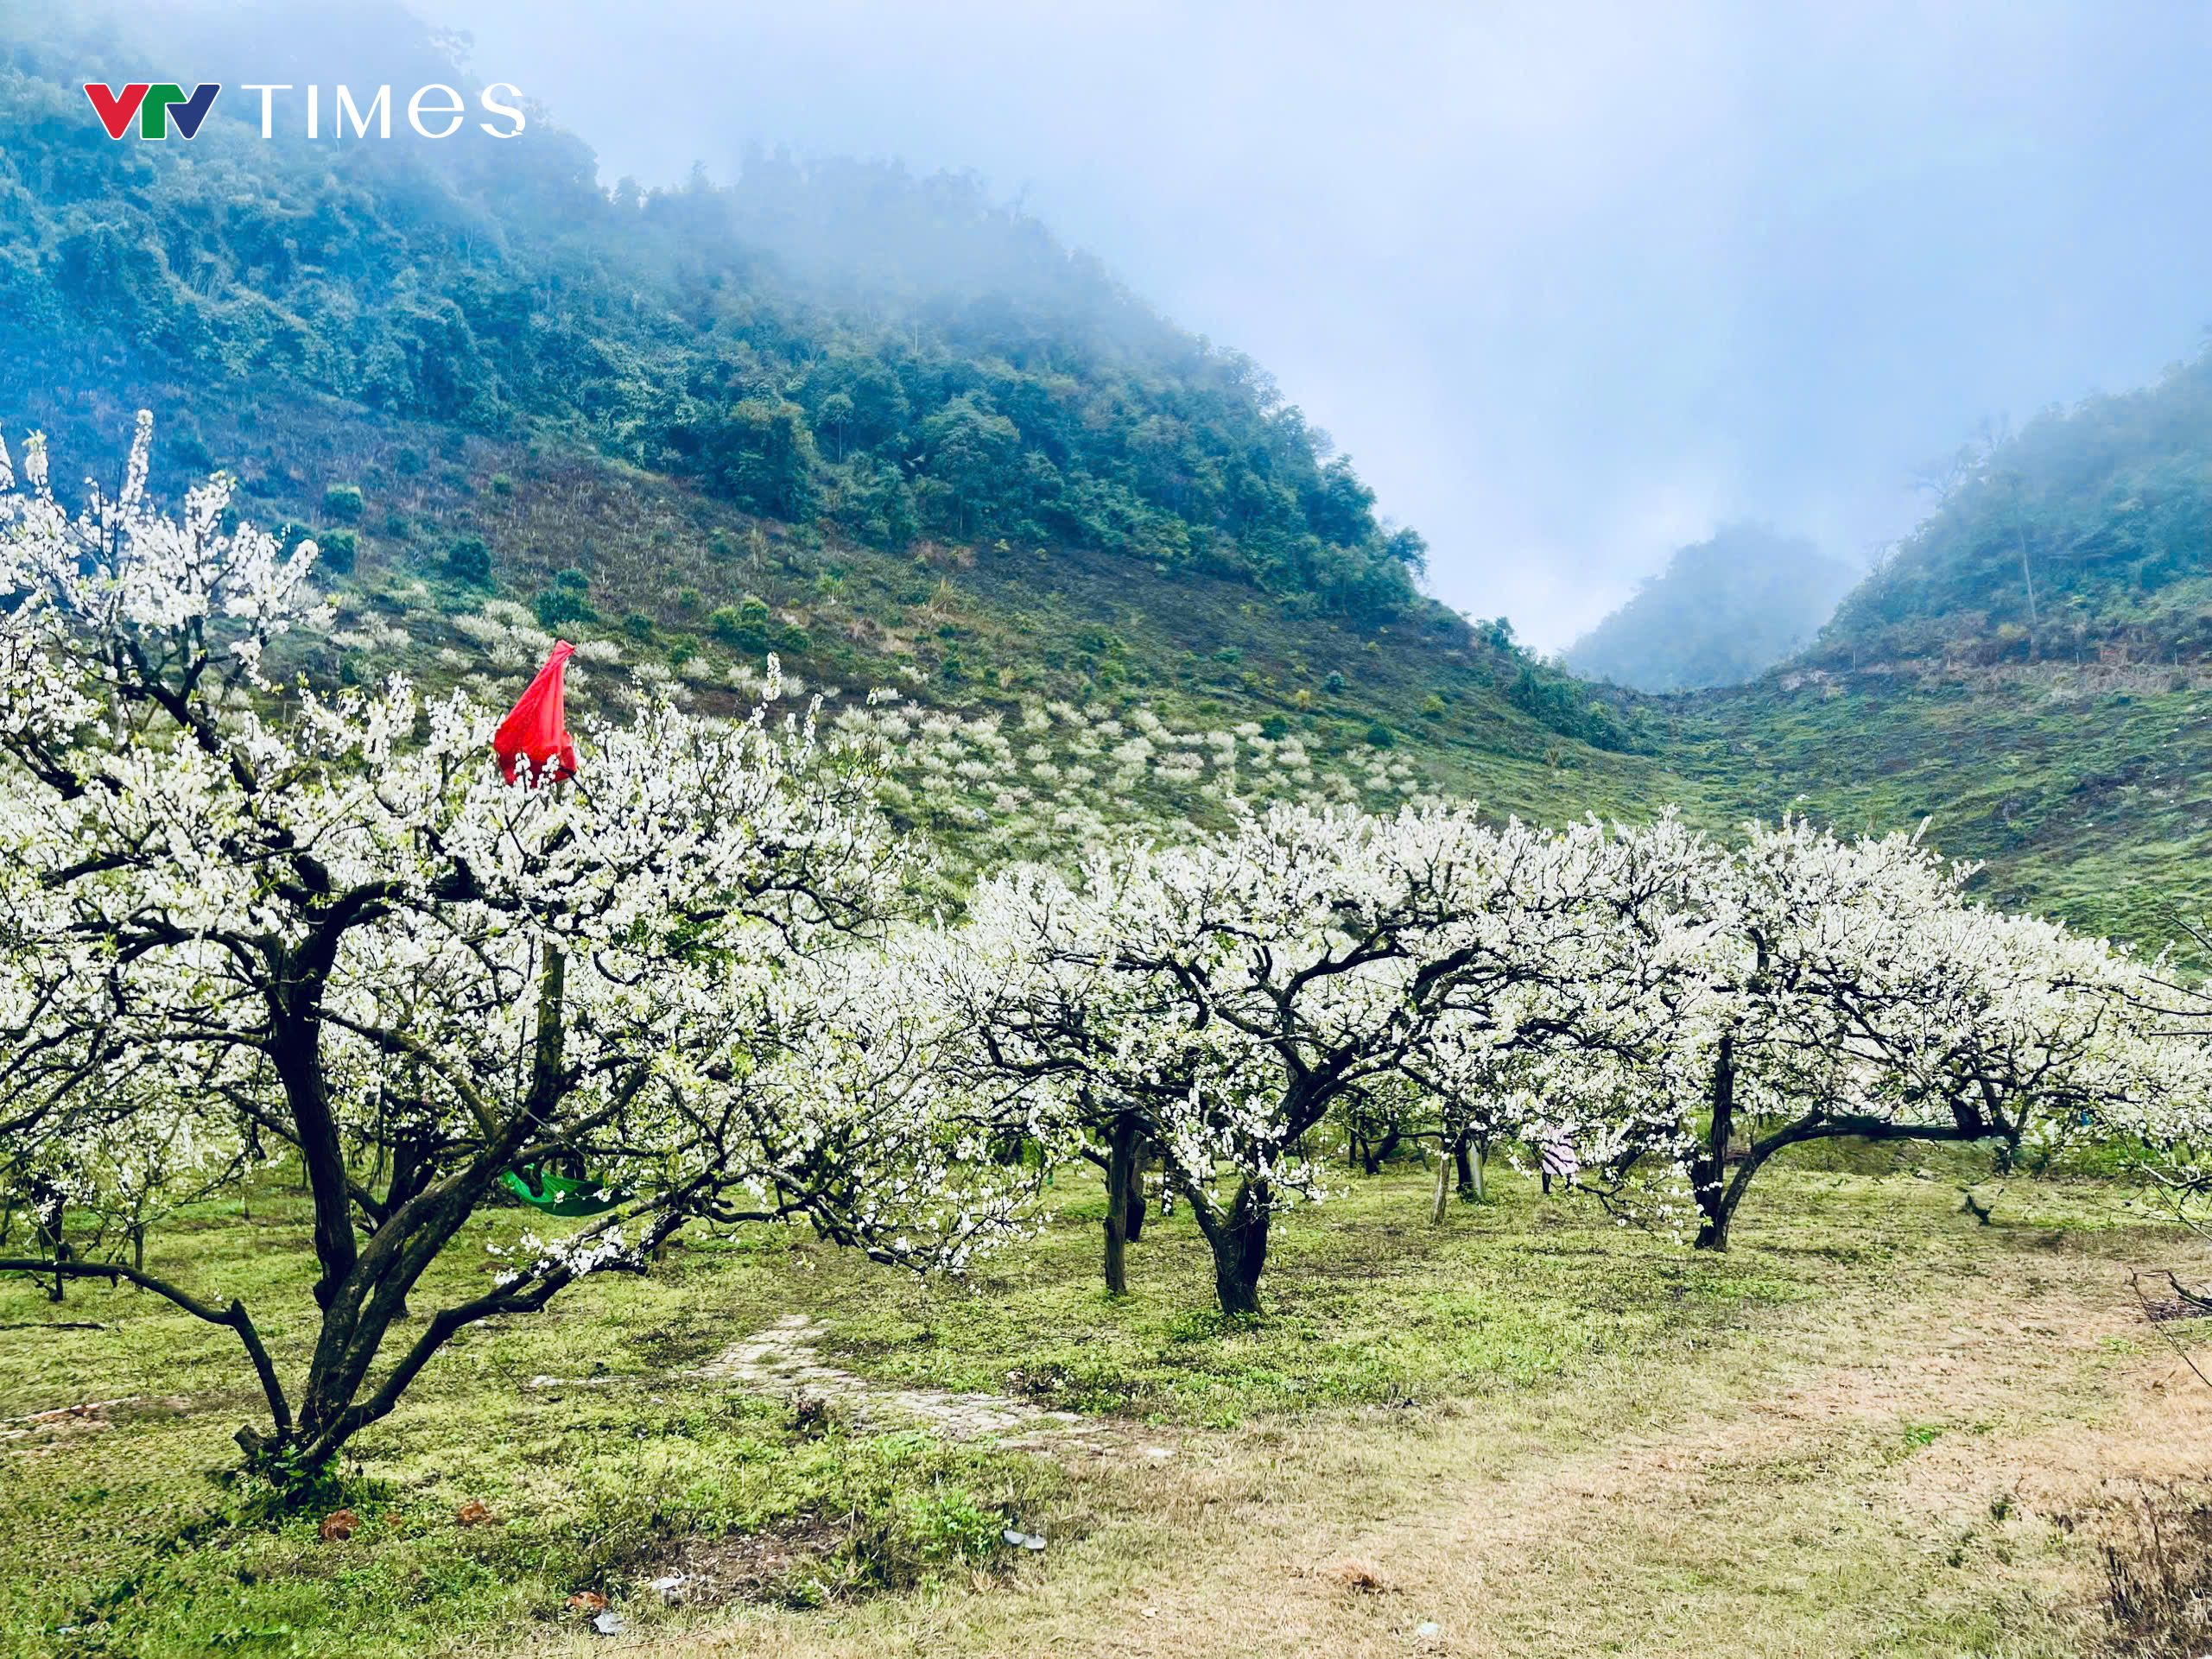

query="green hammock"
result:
[499,1168,629,1217]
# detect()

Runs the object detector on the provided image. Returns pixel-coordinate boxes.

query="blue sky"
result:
[411,0,2212,649]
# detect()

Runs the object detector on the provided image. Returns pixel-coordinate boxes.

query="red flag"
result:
[493,642,578,786]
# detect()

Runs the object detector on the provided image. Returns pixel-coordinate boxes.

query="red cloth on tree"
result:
[493,641,578,786]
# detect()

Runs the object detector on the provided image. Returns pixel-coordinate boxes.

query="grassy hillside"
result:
[7,364,1699,877]
[1677,353,2212,948]
[1680,663,2212,946]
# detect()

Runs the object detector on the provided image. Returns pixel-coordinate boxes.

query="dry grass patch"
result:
[510,1173,2209,1659]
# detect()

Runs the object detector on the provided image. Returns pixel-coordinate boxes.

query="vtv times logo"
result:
[83,81,528,142]
[85,83,220,140]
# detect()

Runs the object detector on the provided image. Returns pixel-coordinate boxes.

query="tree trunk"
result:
[1207,1181,1271,1316]
[1430,1146,1450,1225]
[1693,1029,1737,1251]
[33,1200,66,1302]
[1359,1128,1400,1176]
[1455,1140,1478,1201]
[267,1004,358,1313]
[1102,1113,1138,1296]
[1123,1141,1148,1244]
[1698,1191,1734,1251]
[279,946,569,1469]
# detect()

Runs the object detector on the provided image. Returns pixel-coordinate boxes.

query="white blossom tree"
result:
[960,804,1673,1314]
[2053,936,2212,1253]
[1656,818,2149,1249]
[0,1064,258,1292]
[1397,809,1711,1225]
[0,417,1025,1477]
[1407,1037,1612,1219]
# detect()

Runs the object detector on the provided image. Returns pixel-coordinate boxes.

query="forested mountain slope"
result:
[0,4,1427,619]
[0,3,1681,880]
[1811,355,2212,672]
[11,3,2211,944]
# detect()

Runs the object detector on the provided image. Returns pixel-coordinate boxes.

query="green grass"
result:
[0,1186,1064,1657]
[1681,665,2212,950]
[817,1181,1809,1422]
[0,1153,2184,1656]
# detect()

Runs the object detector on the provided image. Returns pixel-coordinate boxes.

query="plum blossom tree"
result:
[0,1065,258,1293]
[1398,810,1711,1226]
[0,416,1023,1476]
[1658,818,2151,1250]
[960,804,1680,1313]
[1339,1076,1425,1177]
[1408,1042,1599,1220]
[2057,944,2212,1249]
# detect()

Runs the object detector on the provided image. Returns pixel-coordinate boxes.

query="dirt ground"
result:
[522,1208,2209,1659]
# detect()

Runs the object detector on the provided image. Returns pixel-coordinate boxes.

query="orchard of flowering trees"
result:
[940,802,2172,1300]
[0,418,2200,1480]
[0,417,1042,1475]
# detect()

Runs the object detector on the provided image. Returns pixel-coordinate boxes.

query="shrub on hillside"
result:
[535,567,596,629]
[447,534,492,586]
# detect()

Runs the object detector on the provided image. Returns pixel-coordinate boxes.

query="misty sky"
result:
[412,0,2212,650]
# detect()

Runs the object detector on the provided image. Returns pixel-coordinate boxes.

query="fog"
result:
[383,2,2212,648]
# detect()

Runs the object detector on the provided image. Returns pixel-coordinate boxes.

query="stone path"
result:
[696,1314,1176,1462]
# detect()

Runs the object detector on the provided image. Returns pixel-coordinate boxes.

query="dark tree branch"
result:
[0,1257,291,1435]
